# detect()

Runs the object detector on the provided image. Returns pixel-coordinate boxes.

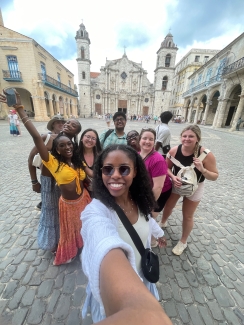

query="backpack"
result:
[167,149,210,197]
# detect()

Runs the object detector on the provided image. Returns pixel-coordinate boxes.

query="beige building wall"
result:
[0,24,78,120]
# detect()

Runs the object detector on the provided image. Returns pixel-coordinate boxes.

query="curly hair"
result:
[93,144,156,219]
[180,124,201,157]
[51,133,85,173]
[78,128,102,163]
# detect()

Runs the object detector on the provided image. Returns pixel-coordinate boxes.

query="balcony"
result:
[222,57,244,76]
[182,74,222,97]
[2,70,23,82]
[38,73,78,97]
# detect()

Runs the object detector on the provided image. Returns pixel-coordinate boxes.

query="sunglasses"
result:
[126,133,139,141]
[101,165,131,176]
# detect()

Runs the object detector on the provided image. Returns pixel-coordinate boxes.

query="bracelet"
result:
[24,119,30,125]
[31,179,38,183]
[21,116,28,121]
[32,182,39,186]
[15,105,24,109]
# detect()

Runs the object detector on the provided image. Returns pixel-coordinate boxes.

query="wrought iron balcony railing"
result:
[2,70,23,82]
[38,73,78,97]
[182,74,222,97]
[222,57,244,76]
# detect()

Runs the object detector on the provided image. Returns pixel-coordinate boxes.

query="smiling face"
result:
[62,119,81,137]
[114,116,126,132]
[102,150,136,199]
[56,136,74,158]
[127,131,139,149]
[181,130,199,148]
[139,131,155,153]
[81,130,97,149]
[52,120,65,134]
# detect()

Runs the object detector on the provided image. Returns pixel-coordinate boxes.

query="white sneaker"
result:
[158,220,168,228]
[172,241,187,255]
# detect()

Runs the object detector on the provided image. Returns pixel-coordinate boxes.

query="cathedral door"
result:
[95,103,102,115]
[142,106,149,115]
[118,100,127,114]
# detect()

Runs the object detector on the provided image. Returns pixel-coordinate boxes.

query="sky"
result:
[1,0,244,85]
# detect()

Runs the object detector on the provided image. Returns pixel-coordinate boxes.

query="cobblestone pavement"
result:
[0,118,244,325]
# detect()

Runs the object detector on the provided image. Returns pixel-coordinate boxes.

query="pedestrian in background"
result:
[155,111,173,158]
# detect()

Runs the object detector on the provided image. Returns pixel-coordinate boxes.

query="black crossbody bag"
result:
[113,204,159,283]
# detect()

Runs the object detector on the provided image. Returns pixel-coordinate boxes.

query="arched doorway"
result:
[225,85,241,126]
[70,99,72,116]
[199,94,207,122]
[14,88,34,117]
[59,96,64,115]
[52,94,57,115]
[44,91,50,117]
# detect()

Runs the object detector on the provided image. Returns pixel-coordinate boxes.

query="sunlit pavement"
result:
[0,118,243,325]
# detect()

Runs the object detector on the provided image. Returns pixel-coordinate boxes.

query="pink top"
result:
[143,151,172,193]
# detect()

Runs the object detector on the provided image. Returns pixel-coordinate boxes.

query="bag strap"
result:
[167,148,211,169]
[44,133,51,145]
[104,129,114,143]
[113,204,145,256]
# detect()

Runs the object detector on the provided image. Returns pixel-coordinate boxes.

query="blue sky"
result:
[1,0,243,84]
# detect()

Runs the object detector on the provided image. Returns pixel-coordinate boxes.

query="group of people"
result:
[8,109,22,136]
[1,88,219,324]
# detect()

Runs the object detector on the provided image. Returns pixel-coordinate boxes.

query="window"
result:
[68,80,71,88]
[205,68,212,85]
[168,42,171,47]
[165,54,171,67]
[57,73,61,83]
[204,56,209,63]
[81,47,85,59]
[162,76,168,90]
[7,56,20,78]
[40,61,46,80]
[198,74,202,84]
[195,56,200,62]
[82,71,86,79]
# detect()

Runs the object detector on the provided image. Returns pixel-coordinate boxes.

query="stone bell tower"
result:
[76,23,91,117]
[154,33,178,115]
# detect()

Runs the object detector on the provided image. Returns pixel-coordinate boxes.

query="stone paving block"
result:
[198,306,215,325]
[27,299,46,325]
[36,259,49,272]
[212,254,226,267]
[185,251,196,265]
[233,308,244,324]
[232,251,244,264]
[32,257,42,266]
[161,254,170,264]
[169,279,181,302]
[185,270,198,288]
[211,261,222,276]
[1,264,16,283]
[23,250,36,262]
[191,287,205,304]
[231,290,244,308]
[22,266,35,285]
[29,273,42,286]
[176,303,189,324]
[42,314,52,325]
[196,257,210,271]
[12,251,26,265]
[14,236,29,246]
[0,257,14,269]
[181,289,193,304]
[2,280,18,299]
[187,305,205,325]
[21,288,36,306]
[66,308,82,325]
[159,266,168,284]
[219,274,235,289]
[53,294,71,321]
[12,307,28,325]
[202,286,214,300]
[12,264,28,280]
[44,266,59,279]
[213,286,235,307]
[164,265,175,279]
[202,271,220,286]
[163,300,178,318]
[63,274,76,294]
[8,286,26,310]
[37,279,54,298]
[47,289,61,313]
[72,286,86,307]
[207,301,224,321]
[54,272,65,289]
[0,284,6,295]
[0,311,12,325]
[0,300,8,314]
[0,248,9,258]
[233,281,244,296]
[175,272,189,288]
[223,308,242,325]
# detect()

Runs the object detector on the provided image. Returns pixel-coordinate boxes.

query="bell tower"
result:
[76,23,91,117]
[154,33,178,115]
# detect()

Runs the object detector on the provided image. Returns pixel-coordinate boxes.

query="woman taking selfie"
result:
[81,144,169,323]
[0,89,91,265]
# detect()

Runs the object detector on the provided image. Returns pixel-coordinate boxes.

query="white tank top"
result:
[117,210,149,272]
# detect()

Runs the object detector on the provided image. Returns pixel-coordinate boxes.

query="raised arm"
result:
[99,249,172,325]
[0,90,49,162]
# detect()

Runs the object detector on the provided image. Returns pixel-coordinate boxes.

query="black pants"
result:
[154,188,172,212]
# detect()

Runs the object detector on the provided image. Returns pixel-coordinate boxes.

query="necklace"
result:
[141,148,155,161]
[118,198,134,214]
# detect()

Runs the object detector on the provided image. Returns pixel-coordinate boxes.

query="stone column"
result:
[202,102,210,124]
[32,95,49,121]
[187,105,193,122]
[49,98,54,117]
[91,95,94,116]
[230,93,244,131]
[212,99,225,128]
[108,95,111,113]
[215,99,229,128]
[194,104,200,124]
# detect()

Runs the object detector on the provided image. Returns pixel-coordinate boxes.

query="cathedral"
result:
[76,23,178,117]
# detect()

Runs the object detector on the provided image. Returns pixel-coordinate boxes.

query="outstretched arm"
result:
[0,90,49,162]
[99,249,172,325]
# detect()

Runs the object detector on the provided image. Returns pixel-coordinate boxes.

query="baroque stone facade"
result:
[76,24,178,117]
[0,11,78,120]
[182,32,244,131]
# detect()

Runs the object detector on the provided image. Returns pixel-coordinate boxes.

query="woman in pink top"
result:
[139,128,172,247]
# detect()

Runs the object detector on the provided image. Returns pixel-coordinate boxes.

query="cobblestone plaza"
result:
[0,118,244,325]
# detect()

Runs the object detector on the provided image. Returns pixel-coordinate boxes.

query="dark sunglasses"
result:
[101,165,131,176]
[126,132,139,141]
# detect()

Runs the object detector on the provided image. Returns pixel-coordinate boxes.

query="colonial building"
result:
[0,10,78,120]
[182,32,244,131]
[76,23,178,117]
[170,48,219,116]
